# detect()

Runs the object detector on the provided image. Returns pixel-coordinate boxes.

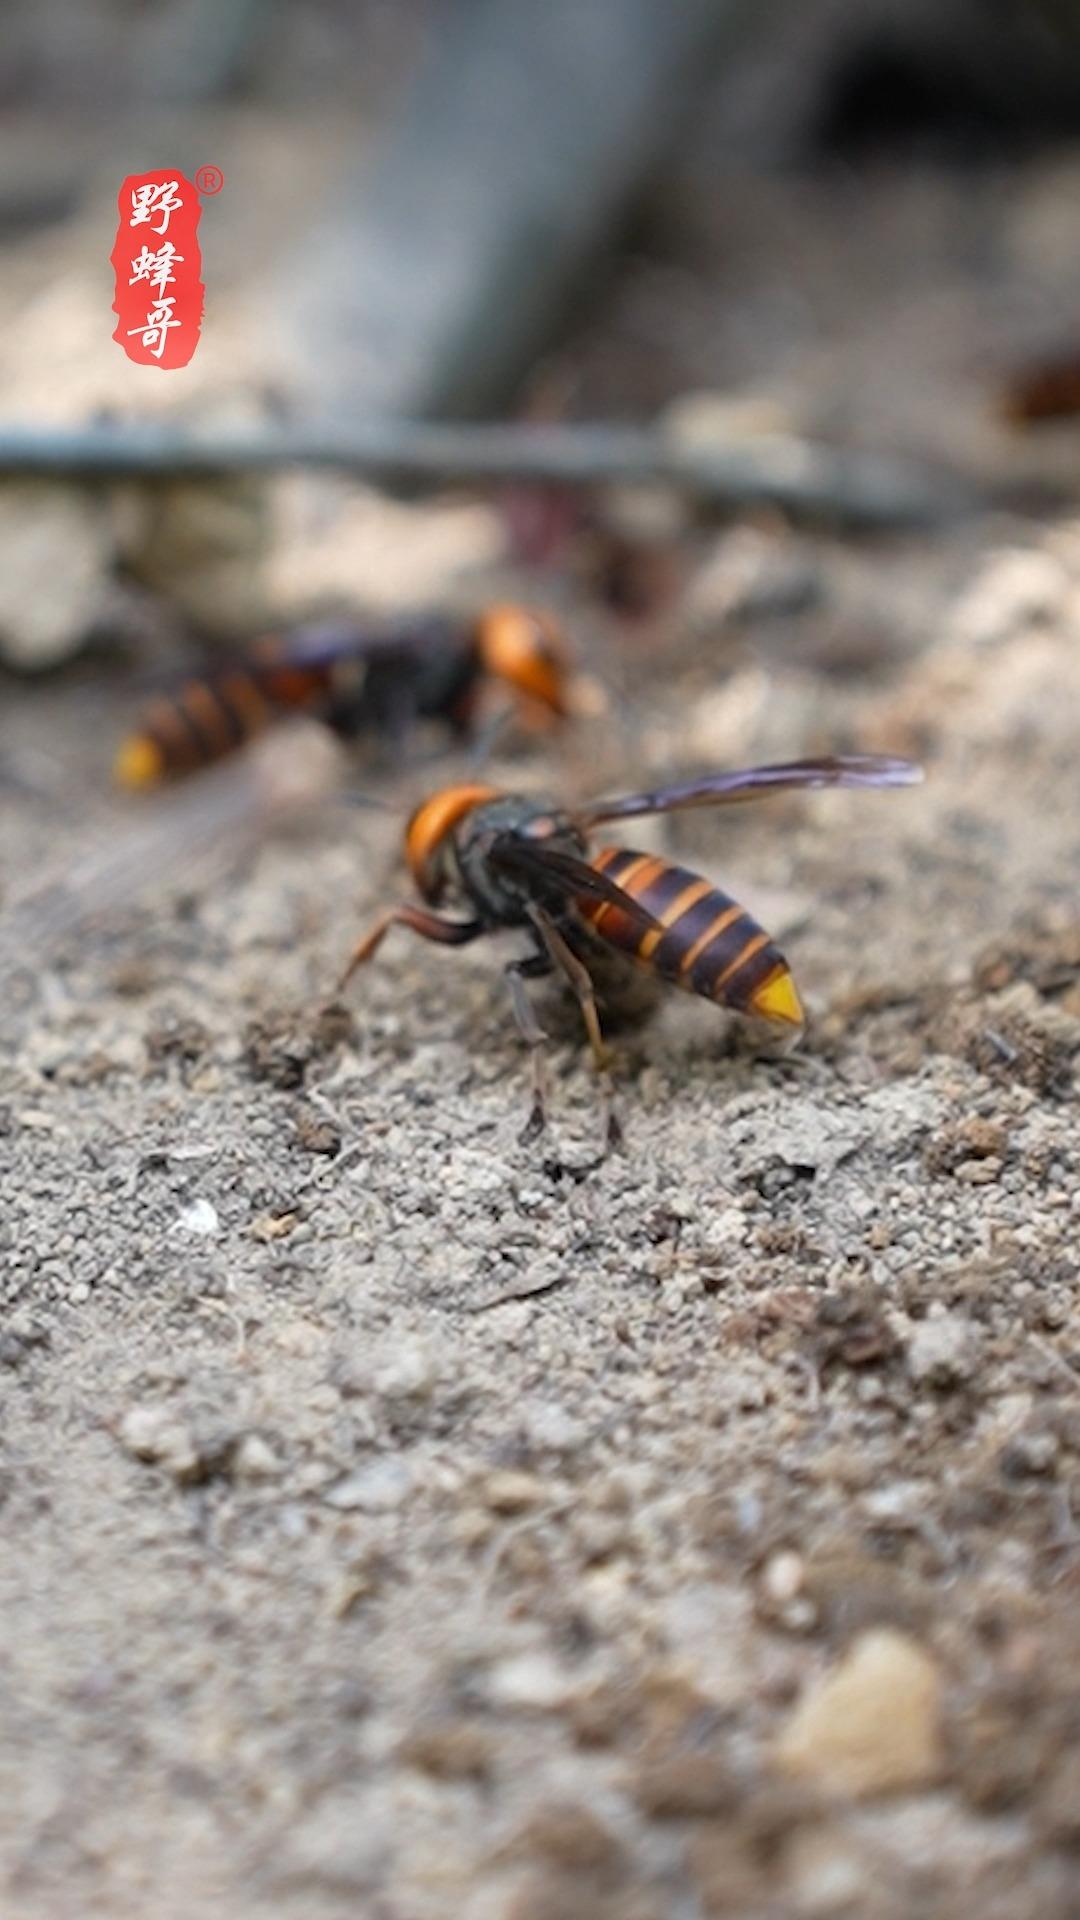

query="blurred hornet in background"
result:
[113,603,581,790]
[337,754,923,1141]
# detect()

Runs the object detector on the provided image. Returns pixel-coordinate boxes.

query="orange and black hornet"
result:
[113,604,575,789]
[336,755,923,1140]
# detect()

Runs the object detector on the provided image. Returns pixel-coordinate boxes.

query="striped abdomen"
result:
[114,656,333,789]
[577,846,804,1026]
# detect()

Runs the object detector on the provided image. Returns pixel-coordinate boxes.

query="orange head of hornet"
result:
[404,783,501,904]
[473,604,571,721]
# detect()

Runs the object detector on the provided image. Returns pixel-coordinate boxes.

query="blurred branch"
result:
[0,421,971,530]
[280,0,786,419]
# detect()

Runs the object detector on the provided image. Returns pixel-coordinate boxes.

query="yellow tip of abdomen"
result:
[113,735,164,790]
[751,967,805,1026]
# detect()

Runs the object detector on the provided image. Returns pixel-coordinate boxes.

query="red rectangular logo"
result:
[111,171,204,370]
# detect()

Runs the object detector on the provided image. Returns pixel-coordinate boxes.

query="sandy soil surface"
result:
[2,152,1080,1920]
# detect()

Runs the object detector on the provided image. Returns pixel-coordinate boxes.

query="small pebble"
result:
[906,1311,980,1388]
[232,1433,282,1479]
[118,1404,202,1482]
[763,1550,805,1606]
[172,1198,220,1237]
[775,1629,944,1798]
[486,1651,582,1711]
[522,1402,588,1454]
[323,1456,413,1513]
[481,1470,550,1514]
[371,1338,439,1402]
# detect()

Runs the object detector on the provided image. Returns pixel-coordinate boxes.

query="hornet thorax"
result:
[452,794,587,928]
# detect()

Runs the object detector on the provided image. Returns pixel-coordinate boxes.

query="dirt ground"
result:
[2,141,1080,1920]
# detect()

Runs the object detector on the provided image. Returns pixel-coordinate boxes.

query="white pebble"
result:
[172,1198,220,1237]
[323,1456,413,1513]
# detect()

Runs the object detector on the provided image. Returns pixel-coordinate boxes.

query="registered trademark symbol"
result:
[195,164,224,196]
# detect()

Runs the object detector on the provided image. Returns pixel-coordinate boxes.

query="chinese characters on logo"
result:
[129,179,184,235]
[111,172,206,369]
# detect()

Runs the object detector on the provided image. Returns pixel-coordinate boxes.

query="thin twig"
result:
[0,420,971,530]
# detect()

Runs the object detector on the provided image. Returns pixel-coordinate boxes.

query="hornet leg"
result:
[529,907,622,1149]
[336,905,482,994]
[505,953,554,1142]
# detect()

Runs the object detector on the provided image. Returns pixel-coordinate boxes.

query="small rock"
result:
[0,1319,50,1368]
[243,1013,314,1090]
[333,1334,439,1403]
[763,1551,806,1607]
[371,1338,439,1402]
[962,1116,1009,1155]
[774,1629,944,1798]
[571,1510,628,1565]
[522,1402,588,1454]
[232,1433,281,1480]
[480,1469,550,1514]
[814,1288,899,1372]
[759,1549,818,1631]
[954,1157,1002,1185]
[906,1310,980,1388]
[323,1456,413,1513]
[399,1718,493,1781]
[631,1751,742,1819]
[250,1211,298,1242]
[487,1651,581,1711]
[172,1198,220,1238]
[292,1105,341,1156]
[118,1404,207,1483]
